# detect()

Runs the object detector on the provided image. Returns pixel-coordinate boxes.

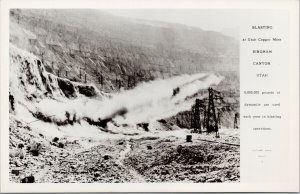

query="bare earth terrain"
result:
[10,116,239,183]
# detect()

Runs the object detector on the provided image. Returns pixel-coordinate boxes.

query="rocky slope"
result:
[10,115,239,183]
[10,9,239,92]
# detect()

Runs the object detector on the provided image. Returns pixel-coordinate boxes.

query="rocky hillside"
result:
[9,45,102,101]
[9,44,225,135]
[10,9,239,92]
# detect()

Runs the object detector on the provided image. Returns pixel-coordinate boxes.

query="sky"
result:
[106,9,241,38]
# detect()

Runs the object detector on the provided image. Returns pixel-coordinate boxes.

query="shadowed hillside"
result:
[10,9,239,92]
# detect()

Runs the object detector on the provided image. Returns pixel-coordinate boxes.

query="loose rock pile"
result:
[9,116,240,183]
[124,136,240,182]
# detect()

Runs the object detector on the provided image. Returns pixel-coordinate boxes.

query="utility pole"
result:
[217,111,221,129]
[190,110,194,129]
[133,75,136,87]
[234,112,239,129]
[192,99,201,133]
[203,108,207,129]
[127,75,130,88]
[118,79,122,89]
[99,74,103,85]
[79,68,82,80]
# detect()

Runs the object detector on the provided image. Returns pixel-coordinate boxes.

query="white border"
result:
[0,0,299,192]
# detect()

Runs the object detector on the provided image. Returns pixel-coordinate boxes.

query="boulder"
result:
[21,175,35,183]
[77,85,96,97]
[52,137,59,143]
[15,159,22,167]
[11,169,20,176]
[103,155,111,160]
[57,78,77,98]
[58,142,64,148]
[176,145,183,153]
[17,143,24,149]
[28,141,44,156]
[10,149,24,159]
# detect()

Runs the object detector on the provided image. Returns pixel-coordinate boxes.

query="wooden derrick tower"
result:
[189,86,238,138]
[206,87,219,133]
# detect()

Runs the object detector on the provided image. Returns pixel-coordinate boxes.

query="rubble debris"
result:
[11,169,20,176]
[28,141,43,156]
[137,123,149,131]
[176,145,183,153]
[18,143,24,149]
[94,172,101,177]
[10,149,24,159]
[58,142,64,148]
[57,78,77,98]
[15,159,22,167]
[125,137,240,183]
[103,155,110,160]
[77,85,96,97]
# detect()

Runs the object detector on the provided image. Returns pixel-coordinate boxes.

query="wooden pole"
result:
[127,75,130,88]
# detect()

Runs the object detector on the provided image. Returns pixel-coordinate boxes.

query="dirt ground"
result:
[9,117,239,183]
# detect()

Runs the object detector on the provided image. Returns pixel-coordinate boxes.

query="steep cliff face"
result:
[10,45,102,101]
[9,45,109,129]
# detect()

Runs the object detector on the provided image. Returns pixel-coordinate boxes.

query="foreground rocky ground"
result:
[9,117,239,183]
[125,135,239,183]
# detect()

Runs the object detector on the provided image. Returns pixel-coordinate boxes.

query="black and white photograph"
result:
[8,9,240,183]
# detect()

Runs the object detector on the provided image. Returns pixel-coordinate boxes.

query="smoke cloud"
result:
[35,73,223,128]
